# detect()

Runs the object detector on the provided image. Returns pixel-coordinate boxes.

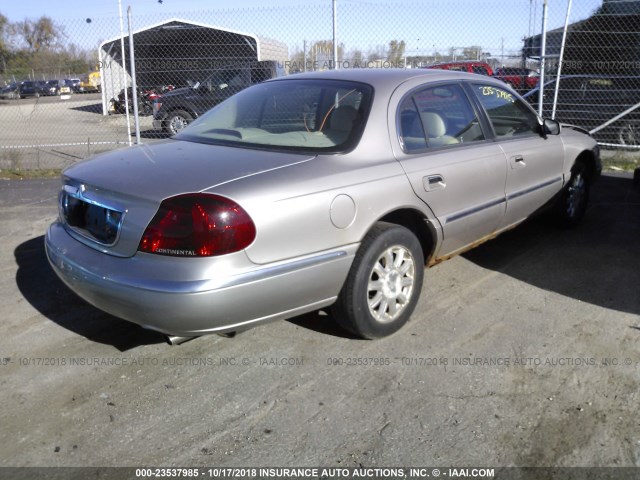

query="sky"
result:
[1,0,606,59]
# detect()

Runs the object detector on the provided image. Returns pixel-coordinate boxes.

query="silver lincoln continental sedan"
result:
[46,69,601,342]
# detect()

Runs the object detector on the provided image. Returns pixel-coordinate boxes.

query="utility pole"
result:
[332,0,339,69]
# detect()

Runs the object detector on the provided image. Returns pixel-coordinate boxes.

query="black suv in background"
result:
[19,81,42,98]
[152,61,285,135]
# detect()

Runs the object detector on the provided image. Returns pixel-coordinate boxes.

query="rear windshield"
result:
[176,79,373,153]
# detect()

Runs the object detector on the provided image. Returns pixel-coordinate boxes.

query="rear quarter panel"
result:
[211,154,433,265]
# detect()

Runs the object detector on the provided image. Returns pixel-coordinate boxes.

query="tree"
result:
[307,40,345,69]
[0,13,7,50]
[0,13,8,74]
[14,16,64,52]
[345,48,364,67]
[388,40,406,64]
[366,44,387,62]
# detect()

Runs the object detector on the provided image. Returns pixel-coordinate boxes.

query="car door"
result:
[470,83,565,230]
[390,82,508,257]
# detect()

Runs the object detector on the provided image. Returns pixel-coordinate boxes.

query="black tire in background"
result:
[166,110,193,135]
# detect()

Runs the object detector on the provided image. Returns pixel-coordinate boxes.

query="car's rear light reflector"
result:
[138,193,256,257]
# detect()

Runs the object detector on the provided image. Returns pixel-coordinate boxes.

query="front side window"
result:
[398,83,485,152]
[176,79,372,153]
[472,84,540,137]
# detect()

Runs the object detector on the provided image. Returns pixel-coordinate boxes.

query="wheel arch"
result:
[166,105,198,119]
[573,149,599,183]
[377,208,438,266]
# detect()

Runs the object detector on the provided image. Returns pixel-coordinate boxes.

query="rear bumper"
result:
[45,221,356,336]
[152,115,166,130]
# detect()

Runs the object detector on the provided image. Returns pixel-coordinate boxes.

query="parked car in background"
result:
[46,69,600,343]
[0,82,20,99]
[493,67,539,91]
[153,61,285,135]
[59,81,72,95]
[36,80,48,92]
[41,79,63,96]
[523,74,640,146]
[64,78,82,92]
[18,80,42,98]
[423,61,493,76]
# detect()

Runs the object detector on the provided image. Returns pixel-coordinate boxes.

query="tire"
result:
[555,162,590,227]
[165,109,193,135]
[332,222,424,339]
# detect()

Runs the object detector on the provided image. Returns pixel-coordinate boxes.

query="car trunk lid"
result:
[60,139,315,257]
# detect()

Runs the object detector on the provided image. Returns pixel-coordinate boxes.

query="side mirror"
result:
[543,118,561,135]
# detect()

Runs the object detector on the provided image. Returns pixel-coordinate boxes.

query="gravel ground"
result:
[0,173,639,473]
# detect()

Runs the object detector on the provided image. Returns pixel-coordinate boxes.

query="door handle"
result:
[423,174,446,191]
[510,155,526,169]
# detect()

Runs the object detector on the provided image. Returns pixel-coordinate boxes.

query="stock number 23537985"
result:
[327,357,391,366]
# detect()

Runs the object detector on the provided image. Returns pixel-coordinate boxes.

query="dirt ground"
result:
[0,173,639,474]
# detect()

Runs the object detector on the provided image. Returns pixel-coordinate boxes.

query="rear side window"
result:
[472,84,540,138]
[398,83,485,152]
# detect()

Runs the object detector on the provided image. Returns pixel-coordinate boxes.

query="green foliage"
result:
[0,12,92,79]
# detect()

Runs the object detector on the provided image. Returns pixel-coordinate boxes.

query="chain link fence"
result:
[1,0,639,170]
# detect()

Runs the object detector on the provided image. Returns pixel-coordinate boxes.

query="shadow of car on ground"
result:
[14,236,164,351]
[463,174,640,318]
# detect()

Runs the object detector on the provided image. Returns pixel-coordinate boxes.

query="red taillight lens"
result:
[138,194,256,257]
[152,99,162,115]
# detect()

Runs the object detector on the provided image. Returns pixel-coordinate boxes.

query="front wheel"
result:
[554,162,590,227]
[332,222,424,339]
[165,109,193,135]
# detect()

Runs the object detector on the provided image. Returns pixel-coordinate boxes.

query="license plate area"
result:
[61,188,124,246]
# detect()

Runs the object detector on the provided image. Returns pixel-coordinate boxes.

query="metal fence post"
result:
[118,0,132,146]
[128,6,141,144]
[538,0,548,117]
[552,0,573,120]
[333,0,338,69]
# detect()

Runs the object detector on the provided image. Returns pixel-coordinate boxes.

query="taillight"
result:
[138,193,256,257]
[152,98,162,115]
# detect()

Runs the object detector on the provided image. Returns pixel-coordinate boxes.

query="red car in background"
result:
[423,61,493,76]
[493,68,539,91]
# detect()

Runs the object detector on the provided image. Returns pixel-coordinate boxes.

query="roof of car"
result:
[275,67,497,89]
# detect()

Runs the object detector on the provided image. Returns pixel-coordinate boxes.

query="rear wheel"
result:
[332,222,424,339]
[166,109,193,135]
